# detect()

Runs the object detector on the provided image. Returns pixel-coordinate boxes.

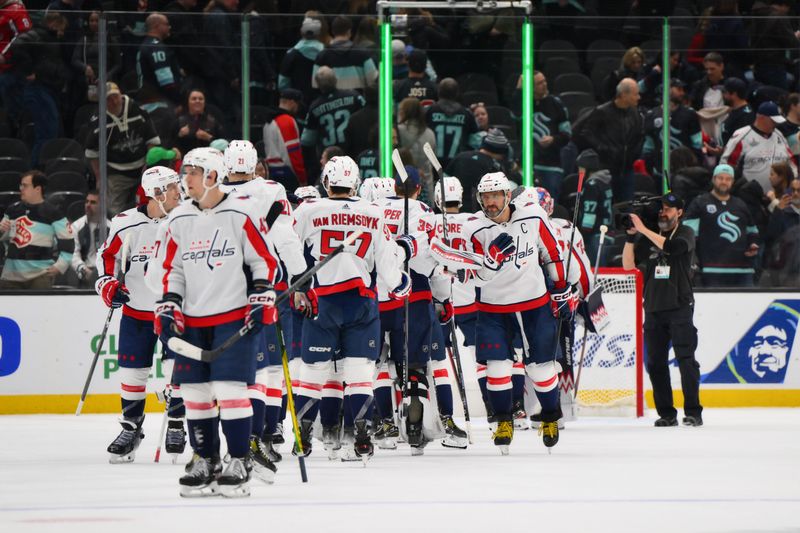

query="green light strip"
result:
[522,20,533,187]
[662,17,670,193]
[379,22,393,178]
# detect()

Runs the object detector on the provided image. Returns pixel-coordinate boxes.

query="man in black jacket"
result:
[573,78,643,203]
[689,52,725,112]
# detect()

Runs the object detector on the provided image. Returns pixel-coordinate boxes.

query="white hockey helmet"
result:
[534,187,554,216]
[224,139,258,175]
[181,147,227,201]
[141,165,180,198]
[511,185,539,207]
[433,176,464,209]
[359,177,395,202]
[322,155,360,192]
[294,185,321,201]
[476,171,512,219]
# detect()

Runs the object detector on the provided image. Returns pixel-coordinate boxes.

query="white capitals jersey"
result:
[550,217,593,298]
[464,202,566,313]
[293,196,403,297]
[221,178,306,288]
[161,194,278,326]
[375,196,442,307]
[96,206,165,320]
[435,211,477,313]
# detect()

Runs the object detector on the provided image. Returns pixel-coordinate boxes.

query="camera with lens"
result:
[614,195,663,231]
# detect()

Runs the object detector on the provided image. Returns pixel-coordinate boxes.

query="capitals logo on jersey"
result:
[181,228,236,269]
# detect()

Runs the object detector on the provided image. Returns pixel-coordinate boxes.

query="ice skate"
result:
[272,422,285,449]
[261,431,283,463]
[248,436,277,484]
[339,427,360,462]
[322,424,342,461]
[179,454,219,498]
[292,419,313,457]
[373,418,399,450]
[107,416,145,464]
[405,394,424,451]
[539,421,559,451]
[513,399,529,431]
[440,415,468,449]
[492,416,514,455]
[354,420,374,464]
[165,419,186,463]
[217,456,251,498]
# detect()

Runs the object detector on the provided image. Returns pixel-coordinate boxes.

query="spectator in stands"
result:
[0,0,31,77]
[117,0,151,74]
[391,38,408,81]
[71,11,121,105]
[0,171,73,290]
[393,48,437,108]
[262,87,307,190]
[683,164,759,287]
[136,13,182,106]
[532,70,571,201]
[750,0,799,91]
[85,82,162,215]
[397,96,436,202]
[670,146,712,202]
[301,66,365,179]
[766,161,793,213]
[71,189,109,289]
[602,46,660,104]
[176,88,224,155]
[720,78,754,146]
[689,52,726,112]
[778,93,800,161]
[343,82,378,158]
[703,0,749,79]
[643,81,703,176]
[426,77,481,168]
[573,78,643,203]
[163,0,202,82]
[721,101,797,193]
[574,149,613,266]
[445,127,509,213]
[278,16,323,107]
[202,0,241,131]
[762,177,800,287]
[313,15,378,92]
[353,16,378,60]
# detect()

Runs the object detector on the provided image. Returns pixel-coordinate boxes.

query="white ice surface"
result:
[1,409,799,533]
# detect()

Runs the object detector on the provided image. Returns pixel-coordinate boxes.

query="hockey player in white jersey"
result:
[460,172,576,454]
[359,176,395,202]
[291,156,411,460]
[222,140,305,471]
[158,147,279,497]
[95,166,185,464]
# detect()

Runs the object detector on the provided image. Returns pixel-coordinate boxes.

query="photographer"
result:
[622,193,704,427]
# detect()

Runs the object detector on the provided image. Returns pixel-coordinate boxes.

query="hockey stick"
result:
[76,233,132,416]
[168,230,365,363]
[391,149,411,405]
[153,359,179,463]
[275,318,308,483]
[423,141,473,443]
[573,224,608,399]
[552,167,586,365]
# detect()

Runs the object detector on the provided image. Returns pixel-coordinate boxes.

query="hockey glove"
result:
[484,233,516,270]
[155,294,185,345]
[435,299,454,325]
[396,234,418,262]
[97,275,130,309]
[550,284,579,320]
[389,271,412,300]
[292,289,319,319]
[245,281,278,332]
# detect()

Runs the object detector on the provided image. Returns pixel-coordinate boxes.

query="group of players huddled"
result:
[92,140,592,498]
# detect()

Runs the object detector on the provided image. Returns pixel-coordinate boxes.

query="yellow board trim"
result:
[0,394,166,415]
[645,390,800,408]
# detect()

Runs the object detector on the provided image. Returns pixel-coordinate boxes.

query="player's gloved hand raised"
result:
[97,276,130,309]
[389,271,412,300]
[435,299,454,324]
[396,234,417,261]
[484,233,516,269]
[155,295,185,345]
[550,283,579,320]
[292,289,319,319]
[245,282,277,332]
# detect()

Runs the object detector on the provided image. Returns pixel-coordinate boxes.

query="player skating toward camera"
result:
[222,140,305,475]
[158,147,279,497]
[291,156,410,462]
[460,172,575,454]
[96,166,185,464]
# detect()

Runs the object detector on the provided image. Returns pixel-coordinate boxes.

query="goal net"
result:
[573,268,644,417]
